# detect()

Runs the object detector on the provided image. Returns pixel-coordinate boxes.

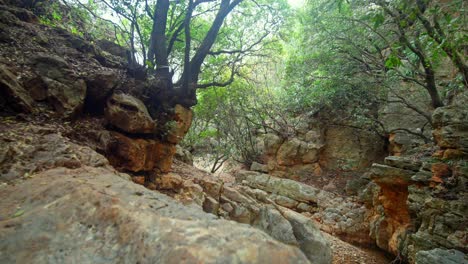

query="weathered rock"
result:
[238,171,320,203]
[263,133,283,155]
[155,173,183,190]
[415,248,467,264]
[384,156,422,171]
[0,123,109,183]
[166,104,192,144]
[251,161,268,173]
[254,206,298,245]
[175,144,193,165]
[0,64,34,112]
[107,132,175,173]
[432,105,468,153]
[281,208,333,264]
[0,166,310,264]
[84,71,120,113]
[32,53,86,116]
[370,163,415,186]
[105,93,156,134]
[320,126,385,170]
[202,196,220,215]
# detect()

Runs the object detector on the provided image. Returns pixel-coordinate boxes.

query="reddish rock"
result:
[107,132,175,173]
[132,176,145,185]
[155,173,183,190]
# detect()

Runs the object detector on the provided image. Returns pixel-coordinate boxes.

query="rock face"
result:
[0,166,310,264]
[415,248,468,264]
[257,122,385,181]
[236,171,372,246]
[105,93,156,134]
[0,65,34,113]
[364,104,468,263]
[107,132,175,173]
[32,53,87,116]
[432,105,468,159]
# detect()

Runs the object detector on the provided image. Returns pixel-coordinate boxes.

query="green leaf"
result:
[12,209,25,218]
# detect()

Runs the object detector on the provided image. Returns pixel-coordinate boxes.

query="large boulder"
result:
[281,208,333,264]
[0,166,310,264]
[0,65,34,113]
[238,171,320,203]
[105,93,156,134]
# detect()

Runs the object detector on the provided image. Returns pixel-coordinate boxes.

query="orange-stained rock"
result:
[442,149,465,159]
[132,176,145,185]
[155,173,183,190]
[166,104,193,144]
[107,132,175,173]
[431,163,452,179]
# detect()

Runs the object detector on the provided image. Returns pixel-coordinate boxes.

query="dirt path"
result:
[322,232,392,264]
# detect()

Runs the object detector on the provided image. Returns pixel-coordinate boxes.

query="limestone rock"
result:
[0,123,109,183]
[263,133,283,155]
[0,65,34,112]
[105,93,156,134]
[175,144,193,165]
[254,206,298,245]
[370,163,415,186]
[84,71,120,113]
[320,126,385,170]
[281,208,333,264]
[166,104,192,144]
[107,132,175,173]
[250,161,268,173]
[239,171,320,203]
[0,166,310,264]
[155,173,183,190]
[384,156,422,171]
[432,105,468,153]
[203,196,220,215]
[32,53,86,116]
[415,248,467,264]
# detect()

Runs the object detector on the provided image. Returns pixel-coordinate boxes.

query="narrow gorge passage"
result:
[1,0,467,264]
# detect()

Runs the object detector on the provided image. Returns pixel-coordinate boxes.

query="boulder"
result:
[0,166,310,264]
[253,206,298,245]
[154,173,183,190]
[0,64,34,112]
[239,171,320,203]
[105,93,156,134]
[281,208,333,264]
[166,104,192,144]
